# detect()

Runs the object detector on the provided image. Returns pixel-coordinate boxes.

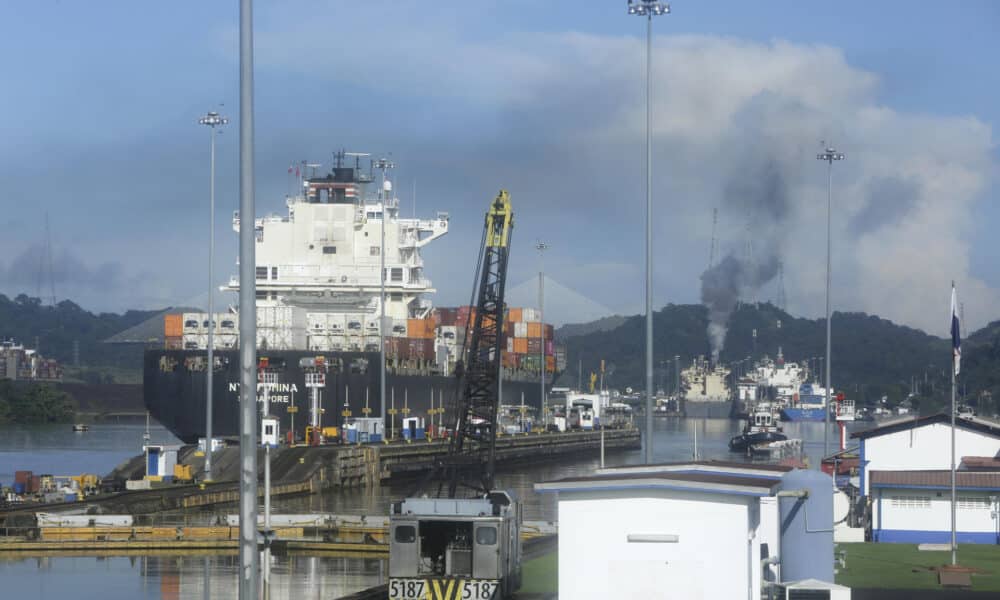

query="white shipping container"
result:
[522,308,540,322]
[514,322,528,338]
[507,337,514,353]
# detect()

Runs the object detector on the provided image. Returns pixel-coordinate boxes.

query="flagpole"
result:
[950,283,958,566]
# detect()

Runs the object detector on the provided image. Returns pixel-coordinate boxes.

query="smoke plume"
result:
[700,157,789,362]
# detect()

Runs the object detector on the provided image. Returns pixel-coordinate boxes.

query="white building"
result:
[870,470,1000,544]
[853,413,1000,544]
[853,414,1000,497]
[534,461,837,600]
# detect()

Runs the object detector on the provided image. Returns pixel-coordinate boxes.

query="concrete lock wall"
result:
[862,424,1000,495]
[873,488,1000,543]
[778,469,834,584]
[557,490,753,600]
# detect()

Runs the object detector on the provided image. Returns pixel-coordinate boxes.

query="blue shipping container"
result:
[414,428,426,440]
[359,432,370,443]
[369,433,382,443]
[13,482,25,494]
[65,493,77,502]
[346,429,359,444]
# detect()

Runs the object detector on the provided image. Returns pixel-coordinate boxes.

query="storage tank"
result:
[778,469,834,583]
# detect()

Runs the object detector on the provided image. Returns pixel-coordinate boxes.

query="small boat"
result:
[729,405,786,453]
[72,424,89,432]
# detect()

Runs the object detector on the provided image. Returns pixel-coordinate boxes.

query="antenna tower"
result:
[776,260,787,312]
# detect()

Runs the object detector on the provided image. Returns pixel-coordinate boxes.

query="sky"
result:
[0,1,997,337]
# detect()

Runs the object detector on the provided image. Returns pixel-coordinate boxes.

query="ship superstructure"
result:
[223,151,449,352]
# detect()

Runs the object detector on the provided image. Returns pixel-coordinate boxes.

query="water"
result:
[0,419,855,598]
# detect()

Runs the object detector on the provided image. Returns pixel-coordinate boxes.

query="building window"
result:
[271,267,278,279]
[890,495,931,509]
[323,246,337,254]
[391,267,403,282]
[256,291,267,299]
[958,496,990,510]
[370,246,380,256]
[391,293,403,301]
[256,266,268,279]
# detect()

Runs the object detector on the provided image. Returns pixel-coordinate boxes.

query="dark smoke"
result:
[700,157,790,362]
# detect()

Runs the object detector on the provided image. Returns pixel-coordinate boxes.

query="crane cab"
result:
[389,491,522,599]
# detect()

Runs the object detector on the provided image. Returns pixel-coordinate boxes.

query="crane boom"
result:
[444,190,513,498]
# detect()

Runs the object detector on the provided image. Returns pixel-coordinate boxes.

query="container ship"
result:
[144,153,564,443]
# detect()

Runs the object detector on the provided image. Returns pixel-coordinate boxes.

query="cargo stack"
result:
[164,314,183,350]
[502,307,556,375]
[179,312,240,350]
[0,341,62,381]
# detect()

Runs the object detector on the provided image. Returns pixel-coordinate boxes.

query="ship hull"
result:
[728,431,787,453]
[779,406,826,422]
[683,399,734,419]
[145,349,550,443]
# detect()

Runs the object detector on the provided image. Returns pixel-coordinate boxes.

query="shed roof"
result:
[870,470,1000,490]
[535,464,783,497]
[851,413,1000,441]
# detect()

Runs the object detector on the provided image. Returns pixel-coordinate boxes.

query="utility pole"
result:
[375,158,394,437]
[536,241,549,426]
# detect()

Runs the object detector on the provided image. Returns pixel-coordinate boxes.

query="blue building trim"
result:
[859,439,866,497]
[876,488,883,542]
[535,483,769,497]
[877,529,1000,544]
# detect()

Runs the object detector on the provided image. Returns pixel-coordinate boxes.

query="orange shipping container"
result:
[513,338,529,354]
[407,318,435,339]
[164,314,183,338]
[546,356,555,373]
[508,308,523,323]
[526,322,543,339]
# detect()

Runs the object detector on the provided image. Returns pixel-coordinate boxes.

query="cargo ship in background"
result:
[144,153,565,443]
[0,339,62,382]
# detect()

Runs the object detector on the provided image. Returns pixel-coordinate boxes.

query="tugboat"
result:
[728,404,786,453]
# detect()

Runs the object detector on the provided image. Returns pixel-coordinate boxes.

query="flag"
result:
[951,285,961,376]
[295,166,300,177]
[288,165,293,174]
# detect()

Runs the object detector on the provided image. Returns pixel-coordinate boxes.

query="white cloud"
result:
[166,14,991,334]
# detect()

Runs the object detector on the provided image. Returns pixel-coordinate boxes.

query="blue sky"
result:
[0,1,996,335]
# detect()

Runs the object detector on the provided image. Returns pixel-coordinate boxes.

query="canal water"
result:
[0,418,859,599]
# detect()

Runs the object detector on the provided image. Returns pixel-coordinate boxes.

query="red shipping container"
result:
[436,308,459,327]
[15,470,32,484]
[544,324,554,340]
[27,475,40,493]
[385,337,404,358]
[406,338,435,361]
[527,339,543,354]
[545,340,554,356]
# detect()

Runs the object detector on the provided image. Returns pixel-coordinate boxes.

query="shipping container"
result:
[526,322,543,339]
[545,324,554,340]
[546,356,556,373]
[407,318,435,339]
[522,308,540,322]
[406,338,435,360]
[165,336,183,350]
[545,340,554,356]
[164,314,183,338]
[457,306,477,328]
[527,339,542,354]
[436,307,459,327]
[508,307,523,322]
[514,322,529,338]
[14,470,31,484]
[513,338,529,354]
[506,337,514,353]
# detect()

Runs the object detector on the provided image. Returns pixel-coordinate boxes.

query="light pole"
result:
[627,0,669,465]
[375,158,394,434]
[237,0,258,595]
[817,145,845,461]
[198,110,227,483]
[536,240,548,426]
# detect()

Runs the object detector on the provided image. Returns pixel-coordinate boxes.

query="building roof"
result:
[851,413,1000,441]
[535,462,785,497]
[870,470,1000,490]
[961,456,1000,470]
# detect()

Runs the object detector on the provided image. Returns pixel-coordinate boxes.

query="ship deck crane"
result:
[388,190,521,600]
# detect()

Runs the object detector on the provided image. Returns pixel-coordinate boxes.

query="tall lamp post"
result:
[627,0,669,464]
[198,110,227,483]
[375,158,394,432]
[817,146,845,461]
[536,241,549,426]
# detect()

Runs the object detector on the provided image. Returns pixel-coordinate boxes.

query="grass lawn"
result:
[836,543,1000,592]
[519,550,557,595]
